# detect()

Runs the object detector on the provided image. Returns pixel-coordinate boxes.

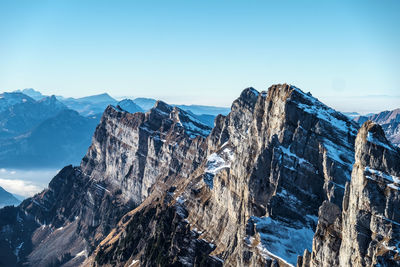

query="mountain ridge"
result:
[0,84,398,267]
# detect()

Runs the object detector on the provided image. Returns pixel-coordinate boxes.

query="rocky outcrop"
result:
[0,101,211,266]
[5,83,396,267]
[302,121,400,266]
[80,101,210,204]
[91,84,359,266]
[354,108,400,146]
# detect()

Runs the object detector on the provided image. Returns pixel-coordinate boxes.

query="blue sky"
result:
[0,0,399,113]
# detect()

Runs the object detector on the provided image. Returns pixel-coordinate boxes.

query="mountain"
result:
[0,109,100,167]
[0,92,35,112]
[354,108,400,146]
[0,95,67,139]
[343,111,361,119]
[0,92,101,168]
[132,97,230,116]
[300,121,400,267]
[0,186,20,208]
[131,97,228,128]
[75,93,116,104]
[58,93,118,116]
[116,99,143,113]
[0,99,212,266]
[14,89,45,101]
[176,104,230,116]
[131,97,157,111]
[0,84,398,267]
[91,85,358,266]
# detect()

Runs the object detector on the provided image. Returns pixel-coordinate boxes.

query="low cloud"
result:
[0,178,43,197]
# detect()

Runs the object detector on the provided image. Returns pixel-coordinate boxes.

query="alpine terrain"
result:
[0,84,398,267]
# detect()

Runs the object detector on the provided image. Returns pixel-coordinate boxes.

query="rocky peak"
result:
[354,109,400,147]
[234,87,260,111]
[339,121,400,266]
[302,121,400,267]
[5,84,396,267]
[1,98,211,266]
[91,84,361,267]
[81,101,211,204]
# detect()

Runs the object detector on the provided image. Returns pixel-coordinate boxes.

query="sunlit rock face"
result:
[0,101,210,267]
[302,121,400,267]
[5,84,398,267]
[92,84,359,267]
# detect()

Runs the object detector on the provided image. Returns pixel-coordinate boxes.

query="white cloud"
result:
[0,178,43,197]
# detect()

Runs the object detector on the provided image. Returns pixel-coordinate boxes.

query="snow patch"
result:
[367,132,393,151]
[181,121,211,138]
[292,87,357,137]
[279,146,308,165]
[323,139,354,169]
[203,147,234,188]
[74,249,87,258]
[14,242,24,260]
[128,260,139,267]
[251,216,315,266]
[94,183,110,193]
[365,167,400,184]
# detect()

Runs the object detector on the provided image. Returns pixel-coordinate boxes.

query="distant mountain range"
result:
[0,91,100,168]
[0,88,231,169]
[2,88,398,171]
[19,88,231,118]
[0,186,20,208]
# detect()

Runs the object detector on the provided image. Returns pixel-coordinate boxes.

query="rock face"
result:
[1,84,398,267]
[354,108,400,147]
[90,84,358,267]
[0,101,210,266]
[302,121,400,266]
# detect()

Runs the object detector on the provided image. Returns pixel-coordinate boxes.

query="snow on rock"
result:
[128,260,139,267]
[279,145,309,165]
[204,146,234,188]
[365,166,400,190]
[291,85,358,136]
[181,121,211,138]
[94,183,110,193]
[367,132,394,151]
[322,138,354,170]
[74,249,87,258]
[250,216,315,266]
[177,109,212,138]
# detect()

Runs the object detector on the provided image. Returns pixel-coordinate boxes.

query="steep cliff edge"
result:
[91,84,358,266]
[0,102,210,267]
[301,121,400,267]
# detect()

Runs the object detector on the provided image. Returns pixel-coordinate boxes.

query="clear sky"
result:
[0,0,399,113]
